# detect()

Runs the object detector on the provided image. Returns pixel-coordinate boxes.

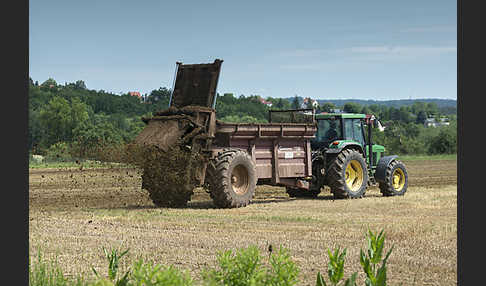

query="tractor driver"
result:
[325,120,338,142]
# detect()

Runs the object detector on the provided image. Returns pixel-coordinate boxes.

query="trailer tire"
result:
[379,160,408,196]
[328,149,368,199]
[207,149,257,208]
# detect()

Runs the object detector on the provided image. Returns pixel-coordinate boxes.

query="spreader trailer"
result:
[134,59,317,208]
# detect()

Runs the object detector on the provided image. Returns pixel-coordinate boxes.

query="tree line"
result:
[28,78,456,159]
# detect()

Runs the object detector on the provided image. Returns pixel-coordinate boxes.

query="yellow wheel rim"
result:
[392,168,405,191]
[345,160,364,192]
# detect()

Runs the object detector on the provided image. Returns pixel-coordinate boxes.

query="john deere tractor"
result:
[285,112,408,199]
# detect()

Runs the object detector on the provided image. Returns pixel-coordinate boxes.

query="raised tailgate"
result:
[169,59,223,108]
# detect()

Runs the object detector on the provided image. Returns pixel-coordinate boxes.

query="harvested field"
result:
[29,158,457,285]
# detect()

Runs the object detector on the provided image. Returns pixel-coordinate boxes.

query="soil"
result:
[29,158,456,211]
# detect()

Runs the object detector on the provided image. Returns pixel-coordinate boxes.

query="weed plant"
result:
[29,229,393,286]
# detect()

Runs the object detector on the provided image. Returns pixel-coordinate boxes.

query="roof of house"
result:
[129,91,141,97]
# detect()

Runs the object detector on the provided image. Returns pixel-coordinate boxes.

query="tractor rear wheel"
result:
[379,160,408,196]
[206,149,257,208]
[328,149,369,199]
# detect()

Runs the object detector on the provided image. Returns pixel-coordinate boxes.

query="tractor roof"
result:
[315,113,366,119]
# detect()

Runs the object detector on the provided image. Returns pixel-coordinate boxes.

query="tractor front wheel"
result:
[379,160,408,196]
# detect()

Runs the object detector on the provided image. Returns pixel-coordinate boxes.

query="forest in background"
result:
[28,78,457,161]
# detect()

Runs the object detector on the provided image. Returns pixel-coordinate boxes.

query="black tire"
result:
[206,149,257,208]
[379,160,408,196]
[328,149,369,199]
[286,187,320,198]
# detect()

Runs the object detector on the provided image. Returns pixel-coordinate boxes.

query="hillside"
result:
[307,98,456,108]
[283,97,455,108]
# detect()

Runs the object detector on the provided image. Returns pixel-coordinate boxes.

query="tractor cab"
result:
[311,113,385,169]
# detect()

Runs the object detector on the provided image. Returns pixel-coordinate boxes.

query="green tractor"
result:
[285,112,408,199]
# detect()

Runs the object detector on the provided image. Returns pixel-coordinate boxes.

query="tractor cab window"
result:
[315,118,342,145]
[353,119,365,146]
[344,119,365,146]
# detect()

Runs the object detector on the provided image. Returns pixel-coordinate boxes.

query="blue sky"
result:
[29,0,457,100]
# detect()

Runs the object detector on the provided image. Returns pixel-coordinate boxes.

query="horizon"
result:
[30,76,457,103]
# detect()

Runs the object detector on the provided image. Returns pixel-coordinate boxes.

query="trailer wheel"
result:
[207,149,257,208]
[379,160,408,196]
[328,149,369,199]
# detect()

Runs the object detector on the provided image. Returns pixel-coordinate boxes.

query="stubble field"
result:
[29,158,457,285]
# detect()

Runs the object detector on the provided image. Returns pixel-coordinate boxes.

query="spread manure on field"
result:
[123,143,202,208]
[121,111,207,208]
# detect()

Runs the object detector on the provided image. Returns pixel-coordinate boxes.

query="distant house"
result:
[424,117,450,127]
[129,91,143,101]
[258,97,273,107]
[129,91,141,98]
[300,97,319,109]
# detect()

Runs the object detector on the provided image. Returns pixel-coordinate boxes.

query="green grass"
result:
[397,153,456,161]
[29,251,87,286]
[29,154,456,169]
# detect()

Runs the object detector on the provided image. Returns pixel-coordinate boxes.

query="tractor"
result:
[283,112,409,199]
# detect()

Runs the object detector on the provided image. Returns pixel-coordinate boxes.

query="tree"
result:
[147,87,171,105]
[28,108,45,152]
[74,80,87,89]
[38,96,72,147]
[369,104,380,114]
[320,102,336,113]
[360,106,371,115]
[416,110,427,125]
[215,93,268,122]
[38,96,91,148]
[426,102,439,117]
[72,120,123,158]
[404,122,420,138]
[70,97,90,124]
[41,78,57,87]
[398,106,412,123]
[411,101,426,115]
[343,102,362,113]
[428,125,457,154]
[220,115,264,123]
[274,98,290,110]
[291,96,300,109]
